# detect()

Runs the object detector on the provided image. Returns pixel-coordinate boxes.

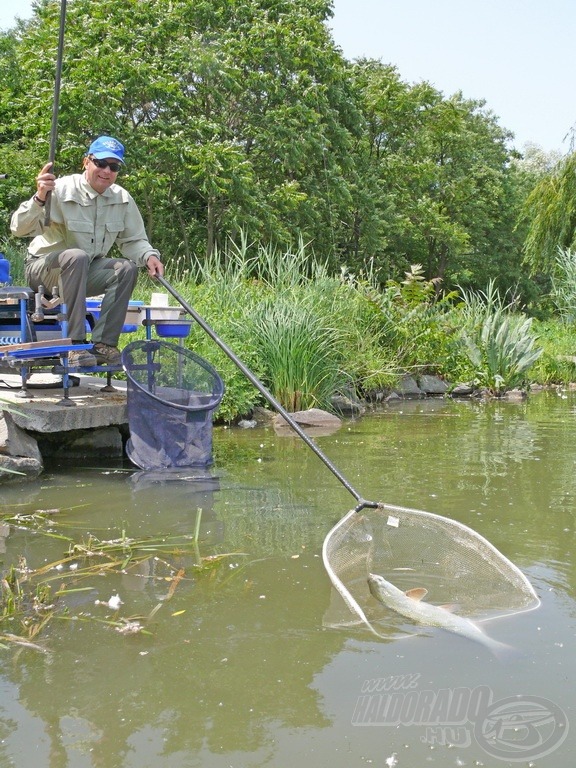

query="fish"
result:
[367,572,515,658]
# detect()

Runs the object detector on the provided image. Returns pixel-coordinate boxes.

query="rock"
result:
[330,394,365,417]
[0,455,43,482]
[419,375,449,395]
[0,411,43,481]
[502,388,528,401]
[0,411,42,463]
[393,375,424,398]
[450,383,475,397]
[273,407,342,431]
[251,406,275,423]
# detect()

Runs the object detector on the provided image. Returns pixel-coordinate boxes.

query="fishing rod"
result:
[44,0,67,226]
[154,274,379,513]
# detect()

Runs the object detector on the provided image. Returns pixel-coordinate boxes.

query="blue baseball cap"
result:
[87,136,125,163]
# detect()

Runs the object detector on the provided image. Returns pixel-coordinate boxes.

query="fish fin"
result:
[439,603,458,612]
[405,588,428,601]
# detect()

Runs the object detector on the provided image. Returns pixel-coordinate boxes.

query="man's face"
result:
[84,156,120,194]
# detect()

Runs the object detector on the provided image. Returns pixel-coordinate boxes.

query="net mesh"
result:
[122,340,224,470]
[322,503,539,638]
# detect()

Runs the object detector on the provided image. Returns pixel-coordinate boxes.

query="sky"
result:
[329,0,575,155]
[1,0,573,155]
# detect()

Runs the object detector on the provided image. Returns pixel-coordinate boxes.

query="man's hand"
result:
[35,162,56,202]
[146,254,164,277]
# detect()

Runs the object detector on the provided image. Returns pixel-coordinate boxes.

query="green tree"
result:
[0,0,360,267]
[347,59,527,292]
[522,151,576,274]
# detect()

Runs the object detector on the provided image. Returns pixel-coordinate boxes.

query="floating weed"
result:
[1,518,248,651]
[0,633,50,654]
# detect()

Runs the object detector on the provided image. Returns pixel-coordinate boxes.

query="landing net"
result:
[322,503,539,638]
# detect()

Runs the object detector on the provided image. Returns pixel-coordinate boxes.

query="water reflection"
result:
[0,392,575,766]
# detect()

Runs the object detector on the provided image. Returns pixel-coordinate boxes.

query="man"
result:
[10,135,164,367]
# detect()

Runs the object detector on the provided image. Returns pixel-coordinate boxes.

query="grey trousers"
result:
[26,249,139,345]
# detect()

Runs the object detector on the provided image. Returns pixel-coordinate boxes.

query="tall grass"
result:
[242,298,345,412]
[550,246,576,323]
[173,238,400,413]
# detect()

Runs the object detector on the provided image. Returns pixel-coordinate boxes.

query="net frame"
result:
[322,503,540,639]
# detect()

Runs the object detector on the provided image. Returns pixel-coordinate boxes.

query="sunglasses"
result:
[90,157,122,173]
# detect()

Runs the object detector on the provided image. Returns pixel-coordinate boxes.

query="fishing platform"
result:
[0,285,194,477]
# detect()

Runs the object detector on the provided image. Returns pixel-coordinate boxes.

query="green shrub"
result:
[0,239,26,285]
[530,319,576,385]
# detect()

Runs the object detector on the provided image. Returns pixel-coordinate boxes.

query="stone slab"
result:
[0,373,128,433]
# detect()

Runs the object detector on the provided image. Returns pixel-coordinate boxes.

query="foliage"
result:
[155,247,556,417]
[346,59,531,295]
[165,241,407,414]
[0,0,360,267]
[0,238,26,284]
[549,247,576,323]
[357,264,465,383]
[242,298,345,411]
[522,153,576,274]
[161,277,265,423]
[457,282,543,394]
[0,0,545,301]
[1,1,570,413]
[530,319,576,385]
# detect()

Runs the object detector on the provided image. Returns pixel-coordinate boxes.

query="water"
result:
[0,391,575,767]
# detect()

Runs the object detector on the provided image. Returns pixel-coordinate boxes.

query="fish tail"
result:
[487,637,521,662]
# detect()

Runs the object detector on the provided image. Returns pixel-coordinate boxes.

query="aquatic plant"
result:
[0,510,246,651]
[458,281,543,394]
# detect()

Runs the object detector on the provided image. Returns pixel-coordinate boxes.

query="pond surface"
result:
[0,391,575,767]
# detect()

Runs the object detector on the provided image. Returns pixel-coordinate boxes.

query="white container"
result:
[124,306,144,326]
[150,292,170,307]
[149,307,183,321]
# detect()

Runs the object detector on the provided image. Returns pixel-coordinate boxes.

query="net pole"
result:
[154,276,378,511]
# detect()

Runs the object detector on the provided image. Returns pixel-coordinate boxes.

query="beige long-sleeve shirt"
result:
[10,173,160,267]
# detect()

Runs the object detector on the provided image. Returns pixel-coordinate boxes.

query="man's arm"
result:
[10,162,56,237]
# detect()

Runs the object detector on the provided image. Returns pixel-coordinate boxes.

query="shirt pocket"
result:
[67,219,95,251]
[102,221,125,254]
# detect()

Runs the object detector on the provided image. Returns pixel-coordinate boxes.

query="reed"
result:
[550,247,576,323]
[244,298,345,411]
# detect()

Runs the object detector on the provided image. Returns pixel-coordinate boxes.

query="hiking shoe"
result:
[92,343,122,366]
[68,348,97,367]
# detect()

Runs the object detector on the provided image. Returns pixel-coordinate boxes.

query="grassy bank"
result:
[3,239,576,421]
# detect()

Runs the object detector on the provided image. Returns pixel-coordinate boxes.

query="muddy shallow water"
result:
[0,391,574,767]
